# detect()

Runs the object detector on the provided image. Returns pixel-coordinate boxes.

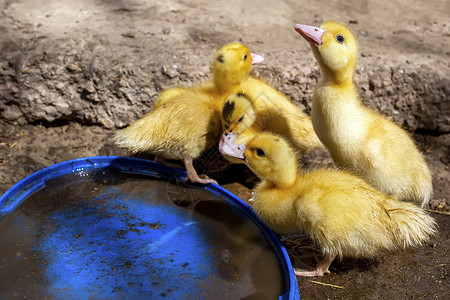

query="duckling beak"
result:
[251,53,264,65]
[219,132,246,159]
[294,24,326,47]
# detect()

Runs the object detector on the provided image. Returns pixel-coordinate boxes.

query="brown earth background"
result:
[0,0,449,299]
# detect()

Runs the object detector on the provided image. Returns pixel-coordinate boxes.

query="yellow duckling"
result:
[224,132,436,277]
[295,21,432,207]
[114,43,261,184]
[155,44,322,157]
[218,91,323,164]
[115,90,221,184]
[153,42,264,110]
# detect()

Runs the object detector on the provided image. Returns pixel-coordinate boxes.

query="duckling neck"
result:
[265,163,298,189]
[319,62,355,86]
[213,76,241,95]
[268,177,297,189]
[320,65,355,87]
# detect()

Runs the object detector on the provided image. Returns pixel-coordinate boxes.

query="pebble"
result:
[100,118,115,129]
[161,65,179,79]
[55,82,65,92]
[66,63,81,73]
[84,81,95,94]
[122,32,136,38]
[54,101,71,115]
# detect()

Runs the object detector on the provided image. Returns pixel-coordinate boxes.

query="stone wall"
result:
[1,44,448,133]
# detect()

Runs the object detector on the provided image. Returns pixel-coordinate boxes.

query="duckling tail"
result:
[385,199,437,249]
[114,114,164,154]
[113,107,185,158]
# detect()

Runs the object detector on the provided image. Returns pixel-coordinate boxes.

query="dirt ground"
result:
[0,0,449,299]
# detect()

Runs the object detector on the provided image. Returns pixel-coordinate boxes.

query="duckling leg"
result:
[183,156,218,185]
[294,253,336,277]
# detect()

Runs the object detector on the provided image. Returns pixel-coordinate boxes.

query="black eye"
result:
[336,35,345,43]
[237,116,244,123]
[256,148,265,157]
[243,54,248,61]
[217,54,225,63]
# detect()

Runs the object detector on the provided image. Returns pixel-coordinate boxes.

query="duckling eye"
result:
[243,54,248,61]
[256,148,265,157]
[237,116,244,123]
[335,35,345,43]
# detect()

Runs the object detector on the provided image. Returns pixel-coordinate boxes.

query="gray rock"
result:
[2,105,23,121]
[0,41,447,134]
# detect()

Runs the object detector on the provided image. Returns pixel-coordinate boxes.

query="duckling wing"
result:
[242,77,323,152]
[295,170,435,258]
[114,91,221,160]
[361,111,433,205]
[264,110,323,153]
[152,87,190,110]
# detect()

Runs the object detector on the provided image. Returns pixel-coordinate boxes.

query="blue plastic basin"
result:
[0,156,299,299]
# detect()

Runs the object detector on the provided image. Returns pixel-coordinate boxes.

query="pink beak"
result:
[294,24,326,47]
[251,53,264,65]
[219,132,246,159]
